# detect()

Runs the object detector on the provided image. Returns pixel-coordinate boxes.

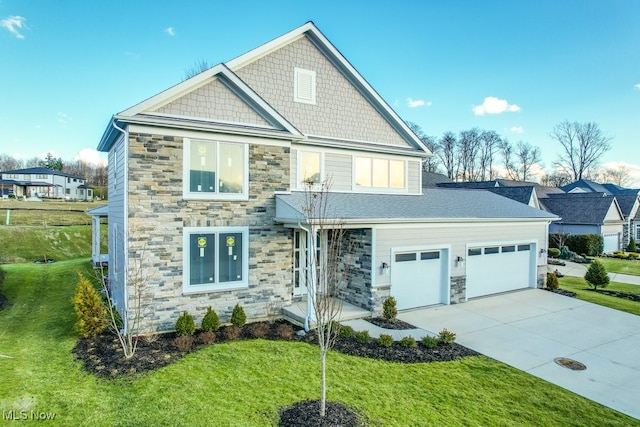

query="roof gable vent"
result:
[294,67,316,105]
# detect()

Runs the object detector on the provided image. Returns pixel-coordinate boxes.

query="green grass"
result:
[1,259,638,426]
[559,276,640,316]
[0,200,105,226]
[596,257,640,276]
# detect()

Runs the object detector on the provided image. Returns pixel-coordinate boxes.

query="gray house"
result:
[0,167,92,200]
[97,22,556,332]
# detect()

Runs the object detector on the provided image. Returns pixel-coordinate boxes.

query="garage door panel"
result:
[391,249,446,310]
[467,244,532,299]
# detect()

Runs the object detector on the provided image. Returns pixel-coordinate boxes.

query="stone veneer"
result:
[337,229,374,311]
[126,131,293,332]
[450,276,466,304]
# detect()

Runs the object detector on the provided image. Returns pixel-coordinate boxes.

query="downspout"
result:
[298,221,313,332]
[111,119,129,334]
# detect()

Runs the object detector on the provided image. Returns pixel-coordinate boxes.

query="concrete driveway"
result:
[398,289,640,419]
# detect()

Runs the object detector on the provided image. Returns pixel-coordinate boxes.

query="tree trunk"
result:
[320,348,327,417]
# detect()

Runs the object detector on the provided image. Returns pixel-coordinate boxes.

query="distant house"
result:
[561,179,640,247]
[435,178,545,210]
[539,193,625,253]
[0,167,93,200]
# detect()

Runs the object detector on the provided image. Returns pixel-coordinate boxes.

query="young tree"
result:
[584,259,609,290]
[301,179,351,418]
[550,121,612,181]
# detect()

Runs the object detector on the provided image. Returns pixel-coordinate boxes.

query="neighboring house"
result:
[0,167,93,200]
[97,22,556,332]
[561,179,640,247]
[435,179,543,209]
[539,193,625,253]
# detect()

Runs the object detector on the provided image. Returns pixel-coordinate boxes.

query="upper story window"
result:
[183,138,248,200]
[299,151,322,186]
[36,174,47,179]
[6,174,19,179]
[23,174,31,180]
[294,68,316,105]
[354,157,405,189]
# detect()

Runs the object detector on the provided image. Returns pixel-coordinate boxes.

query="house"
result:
[561,179,640,247]
[539,193,625,253]
[0,167,93,200]
[97,22,556,332]
[435,178,544,209]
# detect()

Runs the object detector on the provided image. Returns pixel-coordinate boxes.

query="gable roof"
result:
[0,167,82,179]
[275,188,557,226]
[485,186,537,207]
[421,172,454,188]
[561,179,640,196]
[540,193,623,225]
[98,22,429,155]
[614,194,640,218]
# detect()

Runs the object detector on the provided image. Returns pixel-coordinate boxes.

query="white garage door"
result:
[466,243,533,299]
[391,249,447,310]
[603,234,619,253]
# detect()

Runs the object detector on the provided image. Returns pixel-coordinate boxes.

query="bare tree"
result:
[437,132,458,180]
[406,121,440,173]
[540,170,573,187]
[0,154,23,171]
[478,130,502,180]
[458,128,482,181]
[550,121,612,181]
[301,179,351,418]
[183,58,211,81]
[602,165,632,186]
[502,140,542,182]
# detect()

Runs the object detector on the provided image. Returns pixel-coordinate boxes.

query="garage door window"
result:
[421,251,440,260]
[502,245,516,253]
[468,248,482,256]
[484,246,500,255]
[395,253,416,262]
[518,244,530,251]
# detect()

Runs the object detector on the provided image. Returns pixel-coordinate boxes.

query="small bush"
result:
[175,311,196,336]
[629,252,639,259]
[223,325,242,341]
[338,324,355,339]
[382,296,398,321]
[275,323,295,340]
[547,248,561,258]
[421,336,439,349]
[198,331,216,345]
[245,322,270,339]
[399,336,417,348]
[377,334,394,348]
[230,304,247,327]
[585,259,609,290]
[616,252,627,259]
[73,272,107,338]
[173,335,194,351]
[354,330,371,344]
[546,272,559,290]
[201,306,221,332]
[628,237,637,253]
[438,328,456,344]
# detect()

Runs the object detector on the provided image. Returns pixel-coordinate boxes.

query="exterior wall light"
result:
[380,262,390,275]
[455,256,464,267]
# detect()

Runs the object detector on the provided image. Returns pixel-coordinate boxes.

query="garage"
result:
[390,248,448,310]
[466,243,534,299]
[602,233,620,253]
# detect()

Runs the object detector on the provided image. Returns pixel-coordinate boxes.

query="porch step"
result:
[282,298,371,328]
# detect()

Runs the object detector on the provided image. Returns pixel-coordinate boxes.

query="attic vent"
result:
[294,68,316,105]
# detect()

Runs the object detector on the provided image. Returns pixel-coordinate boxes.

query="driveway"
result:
[398,289,640,419]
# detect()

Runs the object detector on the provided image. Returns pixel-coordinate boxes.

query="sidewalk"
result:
[548,261,640,285]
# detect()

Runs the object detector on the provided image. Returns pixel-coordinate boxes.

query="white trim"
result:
[296,150,324,189]
[183,137,249,201]
[182,226,249,294]
[141,112,279,131]
[352,155,407,193]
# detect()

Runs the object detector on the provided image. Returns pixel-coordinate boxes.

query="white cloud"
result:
[473,96,521,116]
[76,148,107,166]
[1,15,27,39]
[57,112,71,125]
[165,27,175,36]
[406,98,431,108]
[510,126,524,134]
[634,83,640,90]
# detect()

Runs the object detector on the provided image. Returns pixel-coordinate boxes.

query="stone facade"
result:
[338,229,373,311]
[450,276,466,304]
[125,131,293,332]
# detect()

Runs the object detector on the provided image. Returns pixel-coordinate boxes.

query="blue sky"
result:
[1,0,639,183]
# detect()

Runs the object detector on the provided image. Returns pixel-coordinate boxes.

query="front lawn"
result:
[1,259,638,426]
[558,276,640,316]
[596,257,640,276]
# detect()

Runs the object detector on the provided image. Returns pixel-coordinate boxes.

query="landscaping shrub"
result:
[223,325,242,341]
[628,237,637,253]
[615,251,627,259]
[354,330,371,344]
[275,323,294,340]
[175,311,196,336]
[421,336,439,349]
[198,331,216,345]
[546,272,559,290]
[548,248,561,258]
[629,252,639,259]
[173,335,194,351]
[399,336,417,348]
[338,324,355,339]
[245,322,270,339]
[438,328,456,344]
[565,234,603,256]
[382,296,398,321]
[201,306,220,332]
[377,334,394,348]
[584,259,609,290]
[230,304,247,327]
[73,272,107,338]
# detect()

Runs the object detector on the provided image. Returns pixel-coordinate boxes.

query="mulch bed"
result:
[279,400,364,427]
[545,288,577,298]
[591,289,640,302]
[367,317,416,330]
